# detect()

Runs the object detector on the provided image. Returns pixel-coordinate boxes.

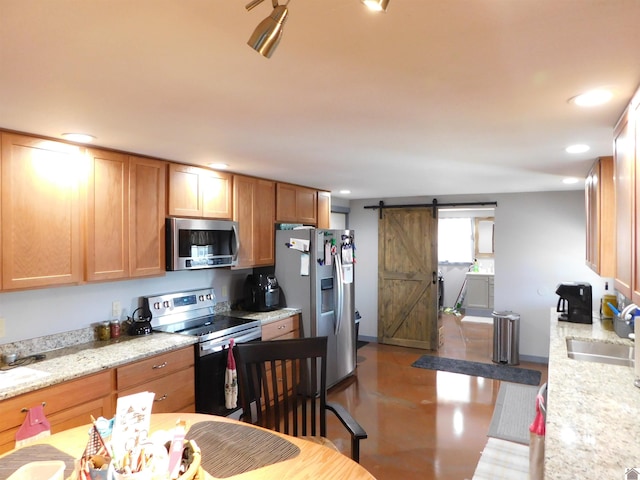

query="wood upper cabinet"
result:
[1,133,84,290]
[85,151,166,281]
[129,156,167,277]
[85,148,129,281]
[233,175,275,268]
[317,190,331,229]
[585,156,615,277]
[168,163,232,219]
[614,108,634,299]
[276,183,317,225]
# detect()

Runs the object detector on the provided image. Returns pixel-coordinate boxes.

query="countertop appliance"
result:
[243,273,280,312]
[142,288,261,416]
[275,228,356,388]
[556,282,593,324]
[166,217,240,271]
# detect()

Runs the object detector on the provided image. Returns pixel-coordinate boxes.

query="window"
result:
[438,218,473,263]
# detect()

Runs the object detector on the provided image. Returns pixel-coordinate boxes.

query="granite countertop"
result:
[0,308,301,402]
[546,309,640,479]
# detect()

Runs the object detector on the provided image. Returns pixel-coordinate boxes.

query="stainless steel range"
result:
[142,288,261,416]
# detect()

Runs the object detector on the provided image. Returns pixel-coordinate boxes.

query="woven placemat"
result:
[0,444,75,480]
[186,421,300,478]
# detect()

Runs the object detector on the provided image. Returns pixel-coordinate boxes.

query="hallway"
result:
[326,313,548,479]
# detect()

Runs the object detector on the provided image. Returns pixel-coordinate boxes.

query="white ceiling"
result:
[1,0,639,200]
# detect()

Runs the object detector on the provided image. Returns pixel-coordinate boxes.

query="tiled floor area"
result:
[326,313,548,480]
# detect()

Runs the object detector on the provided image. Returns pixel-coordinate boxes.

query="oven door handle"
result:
[199,329,262,354]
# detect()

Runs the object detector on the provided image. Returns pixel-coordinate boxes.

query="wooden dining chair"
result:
[234,336,367,463]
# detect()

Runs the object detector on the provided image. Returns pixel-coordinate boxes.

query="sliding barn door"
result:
[378,207,439,350]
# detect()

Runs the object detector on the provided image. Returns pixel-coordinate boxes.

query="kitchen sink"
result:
[566,338,634,367]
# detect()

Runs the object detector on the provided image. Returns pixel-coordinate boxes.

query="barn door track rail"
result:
[364,199,498,219]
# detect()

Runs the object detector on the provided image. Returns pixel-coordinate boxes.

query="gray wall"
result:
[0,268,252,344]
[350,191,606,362]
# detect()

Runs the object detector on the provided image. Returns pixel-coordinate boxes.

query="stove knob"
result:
[206,294,212,300]
[163,300,170,308]
[199,295,204,301]
[154,302,160,310]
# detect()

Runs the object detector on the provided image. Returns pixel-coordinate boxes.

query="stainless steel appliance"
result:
[243,273,280,312]
[275,228,356,388]
[555,282,593,324]
[166,217,240,271]
[142,288,261,416]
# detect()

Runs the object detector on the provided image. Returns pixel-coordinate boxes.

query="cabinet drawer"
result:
[118,367,195,414]
[0,370,113,433]
[262,314,299,341]
[117,347,194,390]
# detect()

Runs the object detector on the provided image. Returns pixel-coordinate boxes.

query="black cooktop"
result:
[176,315,259,337]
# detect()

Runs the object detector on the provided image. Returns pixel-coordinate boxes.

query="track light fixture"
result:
[246,0,289,58]
[362,0,390,12]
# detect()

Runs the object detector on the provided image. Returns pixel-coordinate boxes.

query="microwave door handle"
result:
[232,223,240,262]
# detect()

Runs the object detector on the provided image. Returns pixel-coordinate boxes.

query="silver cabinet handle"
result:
[154,394,168,402]
[152,362,168,369]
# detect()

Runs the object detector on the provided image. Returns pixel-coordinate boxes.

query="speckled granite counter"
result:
[0,308,301,402]
[546,309,639,479]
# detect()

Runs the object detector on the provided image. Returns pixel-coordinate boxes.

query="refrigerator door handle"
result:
[335,253,344,335]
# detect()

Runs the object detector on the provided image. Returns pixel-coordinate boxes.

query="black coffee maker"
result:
[244,273,280,312]
[556,282,592,324]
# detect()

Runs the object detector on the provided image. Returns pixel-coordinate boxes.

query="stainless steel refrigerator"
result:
[275,228,356,388]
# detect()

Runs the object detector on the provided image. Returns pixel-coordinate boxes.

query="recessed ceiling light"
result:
[362,0,390,12]
[563,177,580,185]
[570,89,613,107]
[62,133,95,143]
[208,162,229,170]
[565,144,590,154]
[339,190,352,195]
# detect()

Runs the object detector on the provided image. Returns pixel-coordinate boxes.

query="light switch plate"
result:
[0,317,5,338]
[112,301,122,318]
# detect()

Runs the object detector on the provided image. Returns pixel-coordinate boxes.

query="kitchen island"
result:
[546,309,640,478]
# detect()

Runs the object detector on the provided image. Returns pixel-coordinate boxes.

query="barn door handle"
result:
[432,271,437,284]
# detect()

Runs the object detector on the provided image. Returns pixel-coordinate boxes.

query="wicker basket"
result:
[171,439,203,480]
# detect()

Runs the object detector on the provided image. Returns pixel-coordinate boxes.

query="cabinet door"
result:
[254,179,275,266]
[276,183,298,222]
[296,186,317,225]
[634,101,640,304]
[465,276,490,308]
[85,149,129,281]
[168,163,202,217]
[1,133,84,290]
[233,175,256,268]
[130,156,166,277]
[317,191,331,229]
[201,169,232,219]
[614,112,633,298]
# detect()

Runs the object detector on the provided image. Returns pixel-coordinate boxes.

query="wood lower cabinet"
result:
[1,133,84,290]
[116,347,195,413]
[0,370,114,454]
[168,163,232,219]
[233,175,275,268]
[276,183,317,225]
[0,346,195,454]
[585,156,614,277]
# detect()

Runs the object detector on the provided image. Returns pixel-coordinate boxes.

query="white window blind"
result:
[438,218,473,263]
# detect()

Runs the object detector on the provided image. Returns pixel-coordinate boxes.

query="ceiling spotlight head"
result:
[248,4,289,58]
[362,0,390,12]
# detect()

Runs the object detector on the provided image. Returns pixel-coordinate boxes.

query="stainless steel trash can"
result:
[492,311,520,365]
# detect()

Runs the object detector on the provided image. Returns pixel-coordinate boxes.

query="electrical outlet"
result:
[221,286,228,298]
[112,301,122,318]
[0,317,5,338]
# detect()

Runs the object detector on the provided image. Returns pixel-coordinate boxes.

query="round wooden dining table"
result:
[0,413,376,479]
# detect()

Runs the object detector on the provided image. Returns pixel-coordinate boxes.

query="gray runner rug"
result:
[487,381,538,445]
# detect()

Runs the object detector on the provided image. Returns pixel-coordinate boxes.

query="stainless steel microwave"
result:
[166,217,240,271]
